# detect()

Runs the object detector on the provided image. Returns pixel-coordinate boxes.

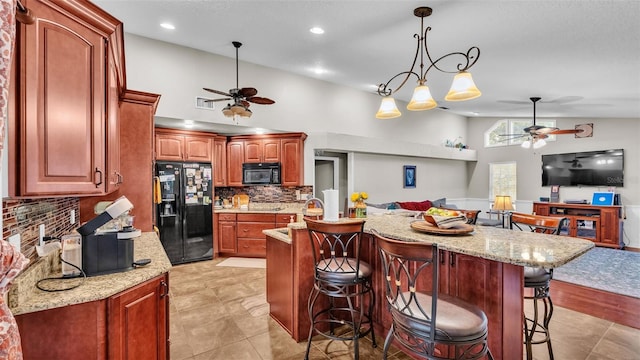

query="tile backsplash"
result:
[2,197,79,266]
[215,185,313,203]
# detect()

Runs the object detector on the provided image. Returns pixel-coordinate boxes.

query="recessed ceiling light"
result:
[310,67,327,75]
[309,27,325,35]
[184,120,194,128]
[160,23,175,30]
[254,128,266,135]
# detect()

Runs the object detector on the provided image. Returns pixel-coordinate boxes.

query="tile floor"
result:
[169,258,640,360]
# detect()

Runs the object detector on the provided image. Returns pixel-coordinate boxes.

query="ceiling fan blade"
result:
[531,127,559,135]
[203,87,232,97]
[498,133,526,139]
[240,100,251,108]
[548,129,584,135]
[204,97,232,103]
[239,87,258,97]
[247,96,275,105]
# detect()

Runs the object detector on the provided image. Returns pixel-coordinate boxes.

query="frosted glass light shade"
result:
[521,139,531,149]
[375,97,401,119]
[445,71,482,101]
[533,138,547,149]
[407,85,437,111]
[222,104,234,117]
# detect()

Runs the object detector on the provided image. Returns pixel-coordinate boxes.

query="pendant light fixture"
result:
[375,6,481,119]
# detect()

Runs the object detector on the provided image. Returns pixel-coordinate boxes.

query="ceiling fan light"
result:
[222,104,234,117]
[241,108,253,118]
[521,139,532,149]
[444,71,481,101]
[231,103,245,114]
[407,85,437,111]
[533,138,547,149]
[375,97,401,119]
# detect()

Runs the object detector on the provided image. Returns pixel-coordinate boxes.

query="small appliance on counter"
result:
[76,196,141,276]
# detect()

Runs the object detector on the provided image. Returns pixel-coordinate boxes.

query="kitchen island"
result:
[264,214,594,359]
[9,232,172,360]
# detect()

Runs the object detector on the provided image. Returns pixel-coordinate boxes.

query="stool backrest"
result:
[305,219,366,283]
[509,212,567,234]
[375,231,439,342]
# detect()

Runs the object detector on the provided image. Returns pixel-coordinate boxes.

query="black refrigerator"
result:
[156,161,213,264]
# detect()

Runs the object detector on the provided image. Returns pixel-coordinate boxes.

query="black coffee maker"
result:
[76,196,138,276]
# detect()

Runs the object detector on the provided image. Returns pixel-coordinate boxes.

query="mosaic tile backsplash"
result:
[215,185,313,203]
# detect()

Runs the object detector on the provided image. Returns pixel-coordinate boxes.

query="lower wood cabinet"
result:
[216,212,294,257]
[15,273,169,360]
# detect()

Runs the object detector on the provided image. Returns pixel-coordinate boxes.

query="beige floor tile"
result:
[192,339,262,360]
[231,312,272,338]
[172,287,219,312]
[247,321,309,360]
[590,323,640,359]
[185,316,247,356]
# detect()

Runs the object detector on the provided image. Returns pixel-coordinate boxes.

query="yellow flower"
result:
[351,192,368,202]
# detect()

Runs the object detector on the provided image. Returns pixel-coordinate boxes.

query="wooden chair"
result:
[375,231,494,360]
[304,219,376,360]
[509,212,567,360]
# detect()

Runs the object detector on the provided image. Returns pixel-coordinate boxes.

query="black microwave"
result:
[242,162,281,185]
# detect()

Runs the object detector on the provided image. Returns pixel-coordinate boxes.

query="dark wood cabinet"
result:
[9,0,123,196]
[15,273,169,360]
[155,130,212,162]
[108,274,169,360]
[533,202,623,248]
[281,136,306,186]
[217,212,295,257]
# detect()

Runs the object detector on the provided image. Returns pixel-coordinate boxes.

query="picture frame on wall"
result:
[403,165,416,188]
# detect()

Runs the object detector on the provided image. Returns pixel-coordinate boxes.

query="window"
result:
[489,162,517,202]
[485,119,557,147]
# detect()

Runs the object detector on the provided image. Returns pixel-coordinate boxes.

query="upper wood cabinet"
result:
[213,136,228,186]
[244,139,281,163]
[226,140,245,187]
[155,129,212,162]
[281,136,305,186]
[9,0,125,197]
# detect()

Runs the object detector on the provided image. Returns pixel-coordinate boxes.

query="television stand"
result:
[533,202,623,249]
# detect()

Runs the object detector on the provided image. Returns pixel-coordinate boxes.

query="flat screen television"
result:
[541,149,624,187]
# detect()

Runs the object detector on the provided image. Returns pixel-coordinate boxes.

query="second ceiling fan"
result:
[501,97,584,148]
[203,41,275,118]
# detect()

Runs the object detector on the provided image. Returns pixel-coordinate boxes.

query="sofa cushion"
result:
[431,197,447,208]
[397,200,432,211]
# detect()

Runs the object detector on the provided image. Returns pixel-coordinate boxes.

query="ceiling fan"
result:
[203,41,275,118]
[500,97,584,148]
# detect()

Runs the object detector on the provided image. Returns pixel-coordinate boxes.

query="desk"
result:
[265,215,593,359]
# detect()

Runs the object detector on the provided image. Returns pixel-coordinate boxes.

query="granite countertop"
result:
[214,202,304,214]
[8,232,172,316]
[264,214,594,269]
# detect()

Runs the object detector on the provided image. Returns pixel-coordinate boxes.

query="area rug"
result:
[216,257,266,269]
[553,247,640,299]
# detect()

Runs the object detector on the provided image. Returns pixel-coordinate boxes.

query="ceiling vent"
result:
[195,97,215,110]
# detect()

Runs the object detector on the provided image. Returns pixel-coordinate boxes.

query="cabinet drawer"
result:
[237,239,267,256]
[237,222,275,238]
[218,213,237,221]
[275,213,296,224]
[237,213,275,222]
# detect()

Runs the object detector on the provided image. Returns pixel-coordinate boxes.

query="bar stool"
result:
[304,218,376,360]
[375,231,494,360]
[509,212,567,360]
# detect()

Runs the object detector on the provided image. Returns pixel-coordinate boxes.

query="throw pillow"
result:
[431,197,447,208]
[397,200,432,211]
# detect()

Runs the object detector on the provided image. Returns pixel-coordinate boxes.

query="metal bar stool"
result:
[375,231,494,360]
[304,218,376,360]
[509,212,567,360]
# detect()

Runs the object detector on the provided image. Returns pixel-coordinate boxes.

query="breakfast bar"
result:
[264,213,594,359]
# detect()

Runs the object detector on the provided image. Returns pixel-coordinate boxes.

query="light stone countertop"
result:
[214,202,305,214]
[9,232,172,316]
[264,214,595,269]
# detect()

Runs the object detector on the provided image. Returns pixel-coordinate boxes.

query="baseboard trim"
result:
[551,279,640,330]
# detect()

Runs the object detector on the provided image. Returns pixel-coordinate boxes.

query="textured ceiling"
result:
[94,0,640,120]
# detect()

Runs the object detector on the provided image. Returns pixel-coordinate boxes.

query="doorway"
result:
[314,153,347,213]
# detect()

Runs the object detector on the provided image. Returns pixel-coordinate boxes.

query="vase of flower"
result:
[350,192,368,218]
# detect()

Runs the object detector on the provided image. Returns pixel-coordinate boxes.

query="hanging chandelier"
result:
[375,6,482,119]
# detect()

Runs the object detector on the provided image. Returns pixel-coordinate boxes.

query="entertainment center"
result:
[533,202,624,249]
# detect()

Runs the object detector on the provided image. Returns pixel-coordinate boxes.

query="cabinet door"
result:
[156,134,184,161]
[108,274,169,360]
[219,221,237,253]
[599,209,620,246]
[184,136,212,162]
[263,139,281,162]
[244,139,262,163]
[227,141,244,186]
[106,46,121,193]
[213,139,227,186]
[16,0,106,196]
[281,138,303,186]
